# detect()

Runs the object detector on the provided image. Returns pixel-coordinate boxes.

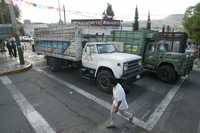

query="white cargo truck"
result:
[34,25,143,92]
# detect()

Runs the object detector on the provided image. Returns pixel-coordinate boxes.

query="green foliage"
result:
[147,11,151,30]
[102,3,115,20]
[0,1,20,24]
[183,3,200,44]
[14,4,20,20]
[18,24,24,35]
[133,6,139,31]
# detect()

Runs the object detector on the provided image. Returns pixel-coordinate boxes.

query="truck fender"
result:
[157,62,176,71]
[95,63,122,79]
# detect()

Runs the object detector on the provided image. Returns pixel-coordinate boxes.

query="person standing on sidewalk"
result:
[107,79,134,128]
[6,40,13,57]
[11,40,17,58]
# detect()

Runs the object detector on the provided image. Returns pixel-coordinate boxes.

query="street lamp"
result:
[7,0,24,65]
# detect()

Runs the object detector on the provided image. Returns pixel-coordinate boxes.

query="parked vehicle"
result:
[111,30,194,83]
[34,25,143,92]
[20,36,33,42]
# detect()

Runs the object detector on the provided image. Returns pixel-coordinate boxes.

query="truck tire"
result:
[96,70,114,93]
[47,57,60,72]
[157,65,177,83]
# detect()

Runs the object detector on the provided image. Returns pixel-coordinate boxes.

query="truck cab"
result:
[111,30,194,83]
[144,36,193,83]
[81,42,143,92]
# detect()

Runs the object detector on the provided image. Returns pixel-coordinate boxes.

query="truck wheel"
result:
[48,57,60,72]
[157,65,177,83]
[96,70,114,93]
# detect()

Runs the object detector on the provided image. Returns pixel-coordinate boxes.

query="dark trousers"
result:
[13,48,17,57]
[7,47,13,57]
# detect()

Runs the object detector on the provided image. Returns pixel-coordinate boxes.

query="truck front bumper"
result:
[119,66,143,83]
[177,57,194,76]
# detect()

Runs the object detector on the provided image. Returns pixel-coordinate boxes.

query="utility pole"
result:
[8,0,24,65]
[57,0,62,24]
[63,5,66,24]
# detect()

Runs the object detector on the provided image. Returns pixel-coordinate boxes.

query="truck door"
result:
[143,42,158,70]
[82,44,98,69]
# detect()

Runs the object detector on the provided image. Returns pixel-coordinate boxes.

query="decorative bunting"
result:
[13,0,62,11]
[12,0,96,18]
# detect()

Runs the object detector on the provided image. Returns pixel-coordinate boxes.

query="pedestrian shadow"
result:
[89,116,138,133]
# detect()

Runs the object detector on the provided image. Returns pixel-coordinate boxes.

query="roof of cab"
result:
[86,41,122,45]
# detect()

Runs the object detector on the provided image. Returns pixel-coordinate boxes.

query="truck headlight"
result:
[138,60,142,66]
[123,63,128,71]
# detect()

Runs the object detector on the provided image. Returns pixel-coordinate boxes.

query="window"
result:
[158,41,171,52]
[158,40,181,53]
[97,44,117,54]
[85,45,97,54]
[147,43,156,53]
[172,41,181,52]
[90,45,97,54]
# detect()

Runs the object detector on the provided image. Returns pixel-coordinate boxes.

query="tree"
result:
[133,6,139,31]
[0,0,20,24]
[146,11,151,30]
[183,3,200,44]
[166,25,171,32]
[19,25,25,35]
[162,25,165,32]
[102,3,115,20]
[102,11,107,20]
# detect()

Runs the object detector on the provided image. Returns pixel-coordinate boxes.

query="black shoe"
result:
[129,113,134,123]
[106,121,116,128]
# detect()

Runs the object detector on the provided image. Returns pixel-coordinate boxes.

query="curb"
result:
[193,65,200,72]
[0,61,32,76]
[193,68,200,72]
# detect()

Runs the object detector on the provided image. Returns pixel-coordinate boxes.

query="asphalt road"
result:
[0,50,200,133]
[0,67,179,133]
[41,67,173,122]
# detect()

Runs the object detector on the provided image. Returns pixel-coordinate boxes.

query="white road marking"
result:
[145,77,186,131]
[197,120,200,133]
[0,76,56,133]
[34,68,146,129]
[141,110,152,120]
[34,68,186,131]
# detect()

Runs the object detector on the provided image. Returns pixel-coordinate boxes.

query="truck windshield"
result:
[97,44,117,54]
[158,40,181,53]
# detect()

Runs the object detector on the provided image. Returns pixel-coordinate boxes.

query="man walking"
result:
[107,79,134,128]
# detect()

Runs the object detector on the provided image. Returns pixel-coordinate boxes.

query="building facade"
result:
[23,19,48,37]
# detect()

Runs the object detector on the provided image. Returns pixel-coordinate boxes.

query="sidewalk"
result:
[193,58,200,72]
[0,51,32,76]
[23,49,46,67]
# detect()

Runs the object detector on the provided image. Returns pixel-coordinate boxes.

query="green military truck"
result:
[111,30,194,83]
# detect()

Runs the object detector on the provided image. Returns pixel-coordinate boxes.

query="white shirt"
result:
[113,83,128,110]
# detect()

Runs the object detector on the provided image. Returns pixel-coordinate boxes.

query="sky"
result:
[13,0,200,23]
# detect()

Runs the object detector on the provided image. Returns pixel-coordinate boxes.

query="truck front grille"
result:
[124,60,140,74]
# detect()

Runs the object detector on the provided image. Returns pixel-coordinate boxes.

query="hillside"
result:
[122,14,184,31]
